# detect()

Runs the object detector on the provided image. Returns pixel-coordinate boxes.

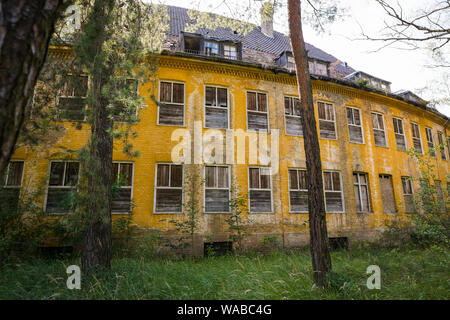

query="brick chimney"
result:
[260,2,274,38]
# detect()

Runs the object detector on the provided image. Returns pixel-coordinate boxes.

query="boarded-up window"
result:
[205,166,230,213]
[425,127,436,157]
[112,162,133,213]
[1,161,24,212]
[371,113,387,147]
[288,169,308,212]
[379,174,396,213]
[323,171,344,212]
[158,81,184,126]
[393,118,406,151]
[284,96,303,136]
[155,164,183,213]
[437,131,447,160]
[248,167,272,213]
[112,79,139,122]
[247,91,268,131]
[317,102,336,139]
[46,161,79,213]
[401,177,415,213]
[205,86,228,129]
[353,172,371,212]
[411,123,423,154]
[347,107,364,143]
[57,75,88,121]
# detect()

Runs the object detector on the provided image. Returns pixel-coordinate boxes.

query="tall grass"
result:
[0,246,448,300]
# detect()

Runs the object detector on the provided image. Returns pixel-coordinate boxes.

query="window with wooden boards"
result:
[158,81,184,126]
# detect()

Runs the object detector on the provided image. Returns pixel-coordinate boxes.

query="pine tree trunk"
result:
[81,0,114,275]
[0,0,70,175]
[287,0,332,287]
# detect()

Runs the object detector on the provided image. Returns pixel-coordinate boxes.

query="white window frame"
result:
[437,131,447,160]
[353,172,371,213]
[284,95,303,137]
[203,85,230,130]
[411,122,424,154]
[346,107,365,144]
[203,165,231,213]
[223,44,237,60]
[153,163,184,214]
[2,160,24,189]
[288,168,308,213]
[56,74,89,122]
[157,80,186,127]
[287,55,296,70]
[393,117,407,151]
[44,160,80,215]
[401,176,414,212]
[371,112,388,148]
[246,90,270,133]
[111,161,134,214]
[204,40,219,56]
[317,101,337,140]
[323,170,345,213]
[425,127,436,157]
[248,166,273,213]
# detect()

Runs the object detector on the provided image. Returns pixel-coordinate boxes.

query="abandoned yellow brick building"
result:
[3,6,450,252]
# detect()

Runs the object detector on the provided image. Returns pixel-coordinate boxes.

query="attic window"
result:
[184,35,201,54]
[309,60,328,76]
[287,56,295,70]
[224,44,237,60]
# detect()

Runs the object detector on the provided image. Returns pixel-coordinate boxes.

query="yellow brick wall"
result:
[10,54,450,245]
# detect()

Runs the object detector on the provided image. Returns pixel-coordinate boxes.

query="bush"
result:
[0,183,65,259]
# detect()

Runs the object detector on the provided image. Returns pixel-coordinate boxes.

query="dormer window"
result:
[287,55,296,70]
[205,41,219,56]
[309,60,328,76]
[224,44,237,60]
[183,33,201,54]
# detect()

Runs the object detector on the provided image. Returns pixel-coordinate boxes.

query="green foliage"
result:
[0,179,65,259]
[381,139,449,247]
[354,78,370,87]
[259,234,282,250]
[167,170,203,255]
[225,181,249,253]
[1,246,448,299]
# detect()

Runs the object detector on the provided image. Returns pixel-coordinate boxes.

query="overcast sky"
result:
[158,0,450,117]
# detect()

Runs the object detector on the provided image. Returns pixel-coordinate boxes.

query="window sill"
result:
[319,137,338,141]
[156,123,186,128]
[112,212,132,215]
[246,129,270,134]
[249,211,274,214]
[289,211,308,214]
[285,133,304,138]
[45,212,69,216]
[204,211,231,214]
[152,211,184,215]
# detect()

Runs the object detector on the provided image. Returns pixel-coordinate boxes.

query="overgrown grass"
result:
[0,246,448,299]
